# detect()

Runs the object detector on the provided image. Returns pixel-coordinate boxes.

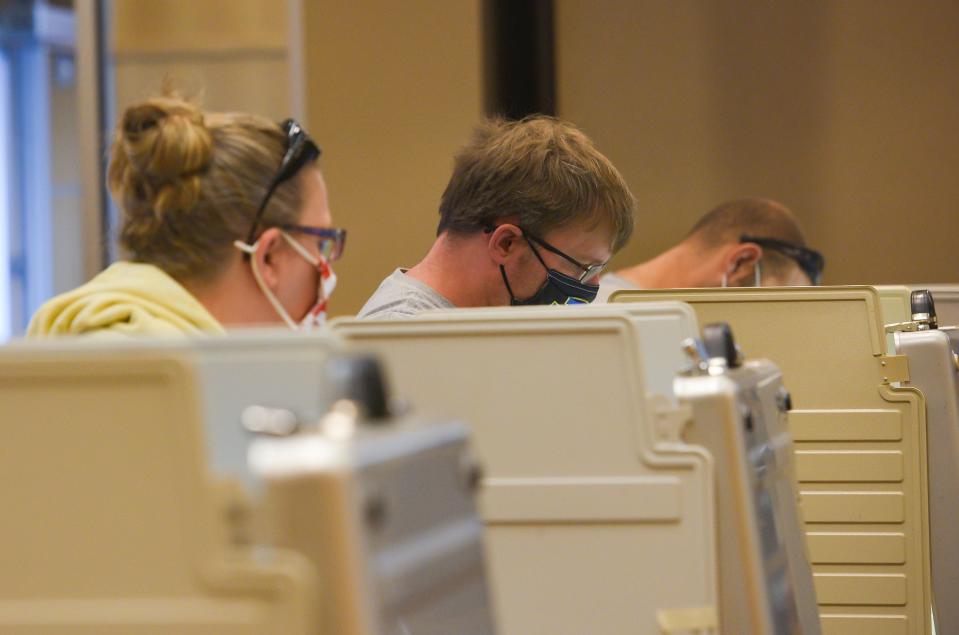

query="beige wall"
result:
[303,1,483,316]
[557,0,959,285]
[111,0,292,129]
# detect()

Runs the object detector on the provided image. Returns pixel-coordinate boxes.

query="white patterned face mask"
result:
[234,231,336,330]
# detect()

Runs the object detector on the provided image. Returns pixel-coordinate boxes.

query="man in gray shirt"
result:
[359,116,636,319]
[359,268,454,320]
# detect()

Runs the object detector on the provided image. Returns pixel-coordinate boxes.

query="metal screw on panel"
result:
[460,453,485,494]
[680,338,709,375]
[776,388,793,413]
[225,501,253,546]
[364,492,388,532]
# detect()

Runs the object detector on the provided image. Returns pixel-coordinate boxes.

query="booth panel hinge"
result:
[878,354,910,384]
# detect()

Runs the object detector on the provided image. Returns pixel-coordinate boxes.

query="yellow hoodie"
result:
[28,261,225,338]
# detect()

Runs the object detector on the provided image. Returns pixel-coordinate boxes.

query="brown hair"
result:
[108,95,304,283]
[687,197,809,280]
[437,116,635,251]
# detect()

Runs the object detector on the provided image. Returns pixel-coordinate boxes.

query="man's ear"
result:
[253,227,285,288]
[487,223,525,265]
[722,242,763,285]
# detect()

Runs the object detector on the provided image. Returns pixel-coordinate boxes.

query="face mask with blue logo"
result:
[499,231,602,306]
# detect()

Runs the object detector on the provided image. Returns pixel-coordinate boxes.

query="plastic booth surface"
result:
[333,303,820,635]
[675,322,820,635]
[0,332,495,635]
[612,287,933,635]
[881,290,959,635]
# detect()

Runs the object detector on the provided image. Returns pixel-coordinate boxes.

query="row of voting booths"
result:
[1,284,958,634]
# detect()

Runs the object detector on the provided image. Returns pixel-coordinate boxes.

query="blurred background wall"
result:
[7,0,957,330]
[112,0,294,122]
[301,1,482,319]
[556,0,959,287]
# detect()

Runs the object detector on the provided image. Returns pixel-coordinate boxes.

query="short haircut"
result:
[437,116,635,251]
[687,198,809,280]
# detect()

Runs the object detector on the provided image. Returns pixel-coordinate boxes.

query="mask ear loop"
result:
[488,225,527,305]
[280,231,320,266]
[233,239,299,329]
[722,256,762,288]
[499,265,520,304]
[523,235,554,274]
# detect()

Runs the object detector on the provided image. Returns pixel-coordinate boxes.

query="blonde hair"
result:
[108,95,305,282]
[437,116,635,252]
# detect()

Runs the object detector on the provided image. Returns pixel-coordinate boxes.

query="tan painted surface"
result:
[557,1,959,286]
[110,0,291,122]
[112,0,287,53]
[303,1,483,316]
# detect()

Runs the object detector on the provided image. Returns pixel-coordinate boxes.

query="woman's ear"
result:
[487,223,525,265]
[253,227,285,288]
[722,242,763,286]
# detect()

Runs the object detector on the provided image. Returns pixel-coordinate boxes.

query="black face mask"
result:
[499,239,600,306]
[500,266,600,305]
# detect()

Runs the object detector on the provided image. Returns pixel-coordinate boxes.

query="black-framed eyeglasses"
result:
[740,234,825,285]
[281,224,347,262]
[525,232,608,282]
[484,224,608,282]
[244,119,323,246]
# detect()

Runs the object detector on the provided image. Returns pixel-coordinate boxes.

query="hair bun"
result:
[110,96,213,221]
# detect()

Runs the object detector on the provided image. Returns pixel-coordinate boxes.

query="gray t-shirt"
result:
[358,268,455,320]
[595,272,640,302]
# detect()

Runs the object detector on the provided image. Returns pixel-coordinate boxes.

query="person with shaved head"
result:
[597,197,824,301]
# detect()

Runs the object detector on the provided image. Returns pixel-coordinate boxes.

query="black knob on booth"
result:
[910,289,937,323]
[326,353,392,421]
[702,322,742,369]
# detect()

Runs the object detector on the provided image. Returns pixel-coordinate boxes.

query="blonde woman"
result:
[29,95,345,337]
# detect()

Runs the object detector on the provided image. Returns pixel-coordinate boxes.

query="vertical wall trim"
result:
[482,0,556,119]
[286,0,307,124]
[76,0,108,278]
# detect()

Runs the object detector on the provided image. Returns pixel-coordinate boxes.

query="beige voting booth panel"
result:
[333,305,725,635]
[612,287,932,635]
[0,334,498,635]
[875,286,912,354]
[0,346,316,634]
[875,286,913,325]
